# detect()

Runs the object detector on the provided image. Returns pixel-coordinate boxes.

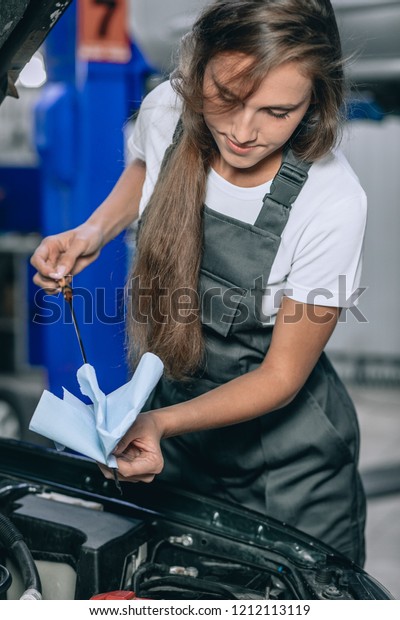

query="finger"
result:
[116,455,163,479]
[113,427,143,456]
[30,244,57,278]
[119,474,156,484]
[112,437,129,456]
[32,272,62,294]
[49,248,101,281]
[98,463,109,475]
[31,245,69,284]
[47,239,87,279]
[98,463,115,480]
[98,462,155,484]
[32,269,61,286]
[31,235,91,281]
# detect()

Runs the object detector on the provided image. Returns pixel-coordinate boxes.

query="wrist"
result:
[148,400,201,440]
[147,408,173,440]
[80,217,108,248]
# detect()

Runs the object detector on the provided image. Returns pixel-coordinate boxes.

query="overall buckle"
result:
[277,162,309,189]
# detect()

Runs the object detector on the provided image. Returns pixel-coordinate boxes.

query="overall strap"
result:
[254,149,312,236]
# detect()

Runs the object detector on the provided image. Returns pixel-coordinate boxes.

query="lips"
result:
[225,135,258,155]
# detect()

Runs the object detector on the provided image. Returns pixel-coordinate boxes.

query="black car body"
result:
[0,438,394,600]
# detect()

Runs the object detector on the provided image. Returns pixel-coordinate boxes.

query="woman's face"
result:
[203,53,313,182]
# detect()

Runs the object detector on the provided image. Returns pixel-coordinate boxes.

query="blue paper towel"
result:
[29,352,164,467]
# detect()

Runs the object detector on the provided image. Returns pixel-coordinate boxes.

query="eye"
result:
[217,88,241,106]
[209,78,243,107]
[266,109,290,119]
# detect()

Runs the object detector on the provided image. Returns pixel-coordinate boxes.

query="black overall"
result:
[144,146,366,565]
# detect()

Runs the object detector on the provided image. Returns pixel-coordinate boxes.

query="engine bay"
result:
[0,439,394,601]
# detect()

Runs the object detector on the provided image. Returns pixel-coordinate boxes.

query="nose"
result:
[231,106,258,145]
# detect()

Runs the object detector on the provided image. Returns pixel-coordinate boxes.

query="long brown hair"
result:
[127,0,345,379]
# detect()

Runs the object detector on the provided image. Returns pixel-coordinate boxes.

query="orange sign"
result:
[77,0,131,63]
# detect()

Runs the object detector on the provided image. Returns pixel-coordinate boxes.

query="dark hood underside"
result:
[0,0,73,105]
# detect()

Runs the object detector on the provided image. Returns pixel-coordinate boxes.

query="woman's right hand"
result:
[30,222,104,293]
[31,159,146,292]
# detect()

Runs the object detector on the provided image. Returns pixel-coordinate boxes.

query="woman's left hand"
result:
[99,412,164,484]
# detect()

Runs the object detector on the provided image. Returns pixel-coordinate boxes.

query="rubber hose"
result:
[138,574,240,599]
[0,513,42,599]
[0,563,12,595]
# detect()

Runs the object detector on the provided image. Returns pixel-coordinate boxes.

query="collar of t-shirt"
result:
[205,167,273,225]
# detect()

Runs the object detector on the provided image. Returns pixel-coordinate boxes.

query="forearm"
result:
[111,365,295,481]
[150,300,340,440]
[152,364,298,439]
[111,302,339,483]
[112,363,299,479]
[85,158,146,245]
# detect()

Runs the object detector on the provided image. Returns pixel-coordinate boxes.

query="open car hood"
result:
[0,0,73,105]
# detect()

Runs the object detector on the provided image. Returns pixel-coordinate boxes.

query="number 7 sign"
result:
[78,0,131,63]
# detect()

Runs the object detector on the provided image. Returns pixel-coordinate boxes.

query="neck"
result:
[213,149,284,188]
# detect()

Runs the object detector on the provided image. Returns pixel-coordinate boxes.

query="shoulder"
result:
[295,148,367,225]
[305,149,366,206]
[283,150,367,307]
[129,80,182,163]
[135,80,182,136]
[138,79,181,114]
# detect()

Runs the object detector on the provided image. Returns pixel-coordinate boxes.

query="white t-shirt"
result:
[128,80,367,323]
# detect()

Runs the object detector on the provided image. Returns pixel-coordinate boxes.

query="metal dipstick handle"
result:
[59,277,88,365]
[59,277,122,495]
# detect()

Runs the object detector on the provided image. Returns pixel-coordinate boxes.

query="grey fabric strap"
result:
[254,149,311,236]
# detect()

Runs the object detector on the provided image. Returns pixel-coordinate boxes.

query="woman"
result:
[31,0,367,564]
